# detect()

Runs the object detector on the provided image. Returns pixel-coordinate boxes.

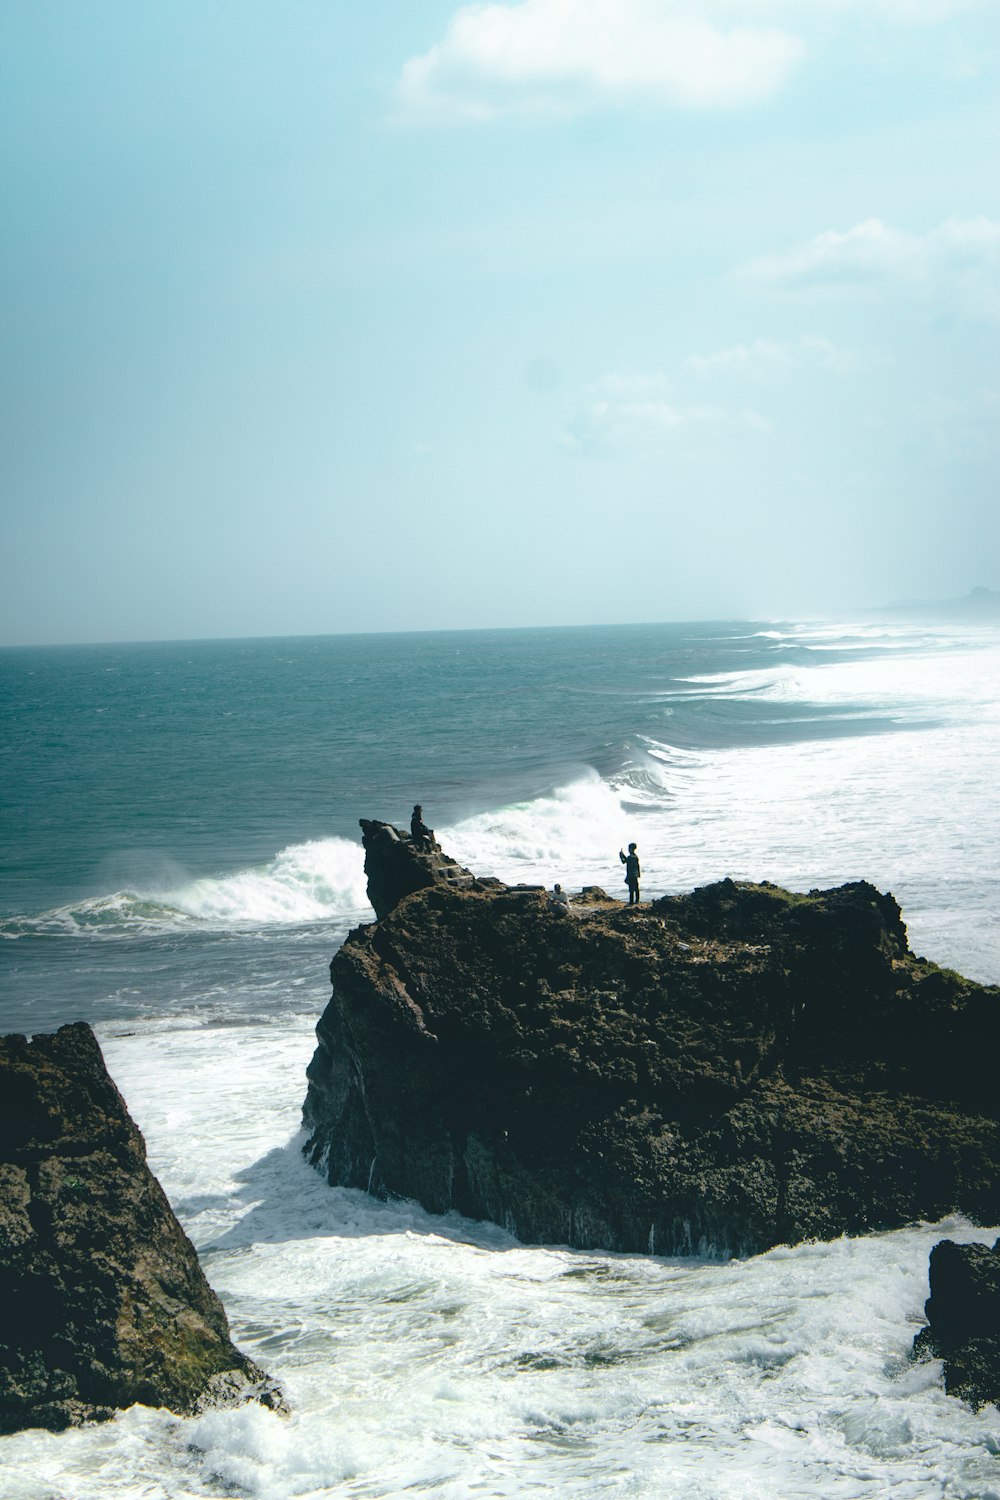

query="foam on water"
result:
[163,838,370,927]
[3,620,1000,1497]
[6,1023,1000,1500]
[446,628,1000,981]
[442,772,630,891]
[668,625,998,714]
[0,838,372,940]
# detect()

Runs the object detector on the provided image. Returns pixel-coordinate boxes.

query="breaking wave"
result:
[0,837,371,939]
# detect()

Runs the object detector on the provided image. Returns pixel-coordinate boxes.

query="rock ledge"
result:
[304,821,1000,1258]
[0,1023,284,1433]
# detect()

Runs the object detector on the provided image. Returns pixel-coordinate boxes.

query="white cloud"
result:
[396,0,988,121]
[685,336,860,379]
[822,0,984,18]
[706,0,984,18]
[565,372,772,451]
[740,216,1000,315]
[397,0,805,120]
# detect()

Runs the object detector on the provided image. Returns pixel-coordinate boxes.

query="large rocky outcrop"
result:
[914,1239,1000,1409]
[303,820,1000,1258]
[0,1023,283,1434]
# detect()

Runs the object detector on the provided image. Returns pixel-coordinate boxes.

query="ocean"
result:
[2,617,999,1499]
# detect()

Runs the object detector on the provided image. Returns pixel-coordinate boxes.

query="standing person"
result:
[410,804,434,848]
[619,843,641,904]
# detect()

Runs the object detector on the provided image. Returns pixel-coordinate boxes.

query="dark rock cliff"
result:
[359,816,485,920]
[914,1239,1000,1409]
[303,820,1000,1258]
[0,1023,283,1434]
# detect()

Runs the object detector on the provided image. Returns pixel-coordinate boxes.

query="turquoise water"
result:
[2,618,971,1034]
[0,622,924,916]
[2,618,1000,1498]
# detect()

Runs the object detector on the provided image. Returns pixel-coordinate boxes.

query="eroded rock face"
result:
[359,817,484,920]
[0,1023,283,1434]
[303,821,1000,1257]
[914,1239,1000,1409]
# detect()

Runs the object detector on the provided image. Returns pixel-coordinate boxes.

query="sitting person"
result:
[410,804,435,848]
[549,882,571,913]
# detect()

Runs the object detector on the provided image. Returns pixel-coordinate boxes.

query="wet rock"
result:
[0,1023,285,1433]
[914,1238,1000,1409]
[360,817,483,921]
[303,820,1000,1257]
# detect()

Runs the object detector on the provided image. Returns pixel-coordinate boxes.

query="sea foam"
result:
[7,1022,997,1500]
[0,837,372,939]
[163,838,370,926]
[4,622,1000,1497]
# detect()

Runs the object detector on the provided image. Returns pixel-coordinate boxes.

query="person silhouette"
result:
[410,804,434,848]
[619,843,641,904]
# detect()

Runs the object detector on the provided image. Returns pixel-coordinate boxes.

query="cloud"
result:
[395,0,988,121]
[564,337,869,454]
[396,0,805,120]
[740,216,1000,314]
[684,336,860,380]
[564,372,772,451]
[817,0,984,18]
[720,0,984,17]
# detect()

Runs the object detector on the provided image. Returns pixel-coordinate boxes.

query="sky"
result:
[1,0,998,645]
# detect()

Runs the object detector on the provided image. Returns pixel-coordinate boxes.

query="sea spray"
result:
[0,837,371,939]
[163,837,371,926]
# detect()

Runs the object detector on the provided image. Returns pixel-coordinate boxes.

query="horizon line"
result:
[0,610,881,652]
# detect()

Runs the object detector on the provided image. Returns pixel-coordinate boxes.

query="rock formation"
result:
[359,816,485,920]
[0,1022,283,1434]
[303,820,1000,1258]
[914,1239,1000,1409]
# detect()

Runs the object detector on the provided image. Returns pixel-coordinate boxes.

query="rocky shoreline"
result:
[304,820,1000,1260]
[0,1023,283,1434]
[4,821,999,1432]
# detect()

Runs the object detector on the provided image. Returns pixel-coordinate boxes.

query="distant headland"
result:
[872,585,1000,619]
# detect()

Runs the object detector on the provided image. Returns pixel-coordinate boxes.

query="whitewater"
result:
[2,618,1000,1498]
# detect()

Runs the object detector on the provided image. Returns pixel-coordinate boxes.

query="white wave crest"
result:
[1,838,372,939]
[442,773,645,892]
[163,838,370,926]
[0,892,203,941]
